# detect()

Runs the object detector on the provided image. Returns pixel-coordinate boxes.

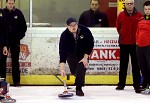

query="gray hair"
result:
[124,0,134,3]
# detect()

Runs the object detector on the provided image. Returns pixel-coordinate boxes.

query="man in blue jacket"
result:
[59,17,94,96]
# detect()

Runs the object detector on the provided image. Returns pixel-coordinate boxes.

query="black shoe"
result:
[135,89,142,93]
[76,89,84,96]
[116,86,124,90]
[135,87,145,93]
[14,82,20,87]
[76,86,84,96]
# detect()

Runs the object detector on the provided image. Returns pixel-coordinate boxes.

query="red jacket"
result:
[116,8,142,44]
[136,16,150,47]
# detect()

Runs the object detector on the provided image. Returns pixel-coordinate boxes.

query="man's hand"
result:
[60,69,66,77]
[59,63,66,77]
[79,54,89,68]
[3,46,8,55]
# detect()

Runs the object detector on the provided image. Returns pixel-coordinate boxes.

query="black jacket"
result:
[3,7,27,43]
[59,24,94,63]
[0,9,7,47]
[79,9,109,27]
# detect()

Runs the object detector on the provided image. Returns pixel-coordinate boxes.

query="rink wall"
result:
[6,27,133,85]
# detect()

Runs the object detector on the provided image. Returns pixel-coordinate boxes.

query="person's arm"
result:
[2,10,8,55]
[18,10,27,40]
[136,18,142,45]
[59,62,66,77]
[84,28,94,55]
[59,32,67,77]
[79,12,86,26]
[80,27,94,68]
[79,54,89,68]
[116,14,121,34]
[102,13,109,27]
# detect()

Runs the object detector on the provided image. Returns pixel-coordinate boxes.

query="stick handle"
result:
[63,80,68,91]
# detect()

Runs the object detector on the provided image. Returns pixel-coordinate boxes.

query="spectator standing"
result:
[2,0,27,87]
[116,0,142,93]
[136,0,150,92]
[79,0,109,27]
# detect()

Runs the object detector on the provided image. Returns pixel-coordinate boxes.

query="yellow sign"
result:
[6,75,133,85]
[117,0,125,14]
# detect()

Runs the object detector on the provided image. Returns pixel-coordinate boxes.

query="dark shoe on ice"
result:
[76,89,84,96]
[135,86,146,93]
[116,86,124,90]
[14,82,20,87]
[76,86,84,96]
[135,89,142,93]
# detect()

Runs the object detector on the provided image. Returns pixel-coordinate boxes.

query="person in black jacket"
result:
[0,9,8,79]
[1,0,27,87]
[59,17,94,96]
[79,0,109,27]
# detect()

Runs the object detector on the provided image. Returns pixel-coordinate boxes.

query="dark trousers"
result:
[0,55,6,80]
[67,54,86,86]
[1,42,20,84]
[136,45,150,88]
[118,44,141,89]
[0,45,5,79]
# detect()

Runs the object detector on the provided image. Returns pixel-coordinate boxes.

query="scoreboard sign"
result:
[117,0,125,14]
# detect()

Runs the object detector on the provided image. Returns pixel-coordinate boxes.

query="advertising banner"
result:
[87,37,120,75]
[6,37,32,75]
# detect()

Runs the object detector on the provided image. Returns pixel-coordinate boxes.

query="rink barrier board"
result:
[6,75,133,85]
[6,28,132,85]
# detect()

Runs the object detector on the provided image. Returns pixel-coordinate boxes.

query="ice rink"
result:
[8,86,150,103]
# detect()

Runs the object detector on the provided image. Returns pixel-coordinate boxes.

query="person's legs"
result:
[116,45,129,90]
[0,45,7,80]
[9,43,20,86]
[67,55,86,96]
[0,48,3,78]
[75,62,86,96]
[67,54,77,75]
[136,46,148,88]
[0,46,3,78]
[130,45,141,90]
[144,46,150,88]
[75,62,86,86]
